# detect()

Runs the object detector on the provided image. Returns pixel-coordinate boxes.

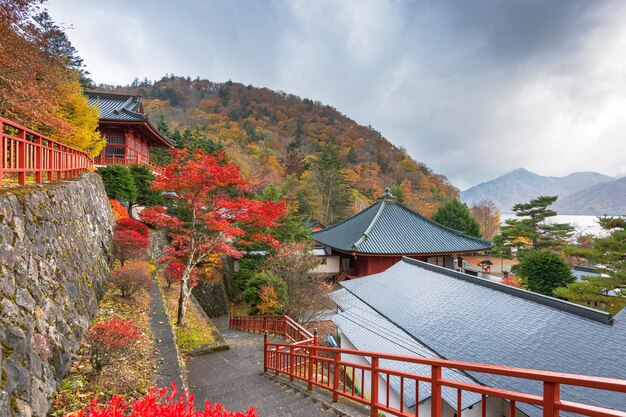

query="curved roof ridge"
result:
[314,199,382,233]
[352,200,387,250]
[394,200,492,246]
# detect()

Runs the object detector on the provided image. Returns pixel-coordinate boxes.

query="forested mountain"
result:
[97,75,457,223]
[552,177,626,215]
[461,168,615,213]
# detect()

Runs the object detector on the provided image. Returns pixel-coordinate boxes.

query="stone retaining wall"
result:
[0,173,115,416]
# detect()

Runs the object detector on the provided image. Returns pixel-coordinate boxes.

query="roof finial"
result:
[381,187,395,200]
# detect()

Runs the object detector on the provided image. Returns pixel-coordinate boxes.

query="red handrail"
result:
[0,117,93,187]
[229,314,314,344]
[230,314,626,417]
[94,155,165,176]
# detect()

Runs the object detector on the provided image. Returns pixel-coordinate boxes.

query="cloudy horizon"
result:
[47,0,626,190]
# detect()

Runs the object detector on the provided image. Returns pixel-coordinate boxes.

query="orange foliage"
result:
[109,199,129,220]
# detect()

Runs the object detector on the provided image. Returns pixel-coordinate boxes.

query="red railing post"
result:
[263,331,269,372]
[308,328,318,391]
[17,128,26,185]
[543,382,560,417]
[370,356,379,417]
[289,346,295,382]
[332,351,341,402]
[34,136,42,184]
[431,365,442,417]
[0,119,4,187]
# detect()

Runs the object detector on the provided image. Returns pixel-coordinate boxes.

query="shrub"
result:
[242,271,287,315]
[109,199,129,220]
[112,229,149,266]
[164,262,185,287]
[73,383,257,416]
[108,262,153,298]
[115,217,150,238]
[516,250,575,295]
[86,317,141,371]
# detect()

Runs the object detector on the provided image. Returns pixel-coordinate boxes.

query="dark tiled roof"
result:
[86,91,146,121]
[312,195,491,254]
[331,289,482,409]
[337,258,626,415]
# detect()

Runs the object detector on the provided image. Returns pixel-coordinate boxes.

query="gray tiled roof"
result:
[331,289,482,410]
[86,91,147,121]
[337,258,626,415]
[312,197,491,254]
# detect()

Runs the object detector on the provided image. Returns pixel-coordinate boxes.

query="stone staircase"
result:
[187,317,367,417]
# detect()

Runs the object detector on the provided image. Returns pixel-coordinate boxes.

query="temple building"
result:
[312,188,491,278]
[86,91,173,169]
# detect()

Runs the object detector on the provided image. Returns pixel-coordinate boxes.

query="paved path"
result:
[187,317,345,416]
[148,278,185,391]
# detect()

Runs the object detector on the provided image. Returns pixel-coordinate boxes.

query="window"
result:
[105,146,125,155]
[129,138,135,148]
[106,135,125,144]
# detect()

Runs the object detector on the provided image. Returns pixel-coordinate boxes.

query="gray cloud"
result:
[48,0,626,189]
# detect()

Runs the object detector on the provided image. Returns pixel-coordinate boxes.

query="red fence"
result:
[94,155,165,176]
[229,314,315,345]
[0,117,92,187]
[231,315,626,417]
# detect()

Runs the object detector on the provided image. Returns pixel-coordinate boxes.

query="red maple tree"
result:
[111,229,149,266]
[140,149,286,326]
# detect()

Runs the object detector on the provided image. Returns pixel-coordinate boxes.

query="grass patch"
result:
[159,277,219,352]
[50,289,156,416]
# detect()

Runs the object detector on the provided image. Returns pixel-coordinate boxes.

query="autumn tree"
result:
[492,196,573,257]
[140,149,286,326]
[112,230,149,266]
[471,199,500,239]
[555,217,626,314]
[431,199,482,238]
[262,243,331,323]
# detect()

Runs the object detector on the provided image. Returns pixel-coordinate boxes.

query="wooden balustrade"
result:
[0,117,93,187]
[231,314,626,417]
[94,155,165,176]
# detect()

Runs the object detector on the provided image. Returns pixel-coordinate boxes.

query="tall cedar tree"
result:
[140,149,286,326]
[555,217,626,314]
[129,164,164,211]
[431,199,482,238]
[491,196,573,258]
[98,165,137,204]
[516,250,575,295]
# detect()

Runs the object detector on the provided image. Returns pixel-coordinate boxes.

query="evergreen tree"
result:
[516,250,575,295]
[315,143,353,224]
[492,196,573,257]
[97,165,137,203]
[555,217,626,314]
[431,199,482,238]
[129,165,164,209]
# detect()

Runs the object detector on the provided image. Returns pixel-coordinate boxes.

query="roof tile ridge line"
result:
[400,257,614,325]
[339,280,486,388]
[352,200,387,250]
[120,107,147,120]
[312,200,382,235]
[396,201,492,246]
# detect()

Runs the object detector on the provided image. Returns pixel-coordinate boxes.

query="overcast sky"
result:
[48,0,626,190]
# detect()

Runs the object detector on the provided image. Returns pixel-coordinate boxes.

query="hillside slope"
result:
[552,177,626,215]
[99,76,457,222]
[461,168,614,213]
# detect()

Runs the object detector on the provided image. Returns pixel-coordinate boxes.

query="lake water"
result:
[500,213,608,236]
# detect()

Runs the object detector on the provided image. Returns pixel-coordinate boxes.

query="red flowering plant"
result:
[69,383,257,417]
[140,149,286,326]
[85,317,141,371]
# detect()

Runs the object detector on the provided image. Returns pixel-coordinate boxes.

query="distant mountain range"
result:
[461,168,625,215]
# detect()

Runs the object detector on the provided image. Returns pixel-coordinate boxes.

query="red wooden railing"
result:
[0,117,93,187]
[94,155,165,176]
[229,314,315,345]
[230,315,626,417]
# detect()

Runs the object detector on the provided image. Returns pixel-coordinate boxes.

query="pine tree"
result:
[555,217,626,314]
[431,199,482,238]
[516,250,575,295]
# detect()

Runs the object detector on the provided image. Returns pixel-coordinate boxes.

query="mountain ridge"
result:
[461,169,620,214]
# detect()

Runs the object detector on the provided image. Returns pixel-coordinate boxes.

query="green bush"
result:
[242,271,287,315]
[97,165,137,203]
[516,250,575,295]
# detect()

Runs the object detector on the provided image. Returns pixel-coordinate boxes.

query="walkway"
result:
[187,317,360,416]
[148,278,185,390]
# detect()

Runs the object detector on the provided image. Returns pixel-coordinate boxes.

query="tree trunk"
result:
[177,268,192,326]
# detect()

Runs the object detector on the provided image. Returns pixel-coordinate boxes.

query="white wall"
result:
[313,256,340,274]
